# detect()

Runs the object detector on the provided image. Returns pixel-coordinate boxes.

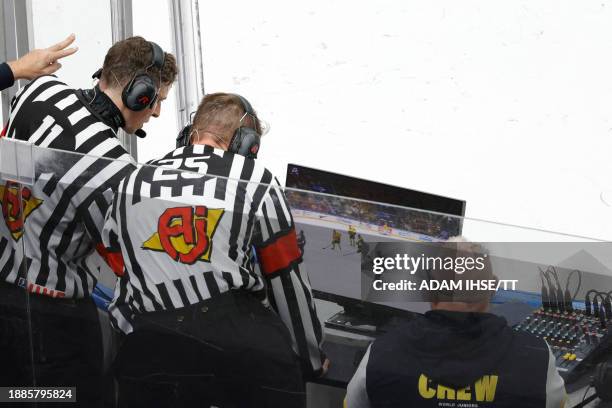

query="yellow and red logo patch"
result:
[142,205,224,264]
[0,182,43,241]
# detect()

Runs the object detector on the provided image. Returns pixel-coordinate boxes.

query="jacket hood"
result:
[397,310,513,388]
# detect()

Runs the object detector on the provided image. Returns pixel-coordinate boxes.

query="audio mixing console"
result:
[514,308,612,382]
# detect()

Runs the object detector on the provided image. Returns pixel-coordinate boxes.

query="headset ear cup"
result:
[228,127,260,159]
[228,128,241,154]
[122,74,157,111]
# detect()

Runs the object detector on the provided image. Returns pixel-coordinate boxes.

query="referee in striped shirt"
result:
[0,37,177,406]
[103,93,328,407]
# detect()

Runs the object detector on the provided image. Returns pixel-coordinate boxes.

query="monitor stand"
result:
[324,303,412,336]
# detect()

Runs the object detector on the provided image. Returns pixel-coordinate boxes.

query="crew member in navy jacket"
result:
[346,238,566,408]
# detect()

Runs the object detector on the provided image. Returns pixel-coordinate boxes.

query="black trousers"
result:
[115,290,306,408]
[0,281,106,408]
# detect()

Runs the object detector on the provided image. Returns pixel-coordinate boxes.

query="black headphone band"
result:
[148,41,165,71]
[92,41,164,82]
[133,41,164,90]
[234,94,255,117]
[177,94,262,159]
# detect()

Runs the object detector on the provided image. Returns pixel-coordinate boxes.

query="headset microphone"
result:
[176,124,192,148]
[135,129,146,138]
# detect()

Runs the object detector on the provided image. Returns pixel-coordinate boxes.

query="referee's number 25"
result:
[152,157,208,181]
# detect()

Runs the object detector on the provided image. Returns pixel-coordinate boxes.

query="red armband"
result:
[256,227,301,276]
[96,243,125,277]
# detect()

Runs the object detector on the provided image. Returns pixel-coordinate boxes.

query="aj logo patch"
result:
[0,182,43,241]
[142,205,224,264]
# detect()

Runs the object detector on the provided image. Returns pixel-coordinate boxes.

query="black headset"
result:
[176,94,261,159]
[122,41,165,111]
[93,41,165,112]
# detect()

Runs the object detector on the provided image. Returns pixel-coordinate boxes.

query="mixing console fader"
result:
[514,309,612,383]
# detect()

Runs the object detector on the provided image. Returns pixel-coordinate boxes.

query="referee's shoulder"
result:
[251,157,275,182]
[18,74,69,100]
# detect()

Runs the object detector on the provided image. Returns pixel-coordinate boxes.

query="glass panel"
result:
[199,1,612,241]
[29,0,112,89]
[132,0,180,163]
[1,138,609,406]
[0,138,35,389]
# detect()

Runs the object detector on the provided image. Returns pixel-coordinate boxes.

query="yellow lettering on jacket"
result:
[457,386,471,401]
[437,385,456,400]
[418,374,436,399]
[475,375,498,402]
[416,374,498,402]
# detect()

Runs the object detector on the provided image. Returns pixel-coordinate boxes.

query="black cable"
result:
[539,267,552,309]
[582,384,591,403]
[586,289,600,299]
[539,267,547,288]
[594,293,607,304]
[540,267,554,289]
[573,393,598,408]
[604,292,612,321]
[548,266,562,291]
[547,266,564,312]
[595,293,611,323]
[585,289,601,316]
[572,384,600,408]
[566,270,582,301]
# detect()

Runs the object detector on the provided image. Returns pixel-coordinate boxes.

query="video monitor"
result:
[285,163,466,320]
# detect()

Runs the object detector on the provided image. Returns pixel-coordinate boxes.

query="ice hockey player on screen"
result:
[297,229,306,256]
[345,237,566,408]
[348,224,357,247]
[356,234,366,254]
[327,228,342,251]
[0,36,177,406]
[103,93,328,407]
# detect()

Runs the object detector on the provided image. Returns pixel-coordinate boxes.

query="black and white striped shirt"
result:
[0,75,134,298]
[102,144,325,373]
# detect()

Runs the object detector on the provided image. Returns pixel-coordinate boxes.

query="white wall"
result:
[29,0,178,164]
[132,0,179,162]
[30,0,112,89]
[25,0,612,241]
[188,0,612,240]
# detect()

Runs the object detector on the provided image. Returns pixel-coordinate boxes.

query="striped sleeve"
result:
[254,176,325,377]
[100,172,129,277]
[75,140,133,275]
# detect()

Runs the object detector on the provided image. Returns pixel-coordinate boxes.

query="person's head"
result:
[99,36,178,134]
[190,93,263,152]
[428,237,496,313]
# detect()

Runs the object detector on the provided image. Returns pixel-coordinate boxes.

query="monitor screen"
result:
[285,163,466,314]
[286,164,465,217]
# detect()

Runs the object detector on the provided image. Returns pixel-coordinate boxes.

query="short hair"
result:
[191,93,261,146]
[101,36,177,88]
[427,236,496,304]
